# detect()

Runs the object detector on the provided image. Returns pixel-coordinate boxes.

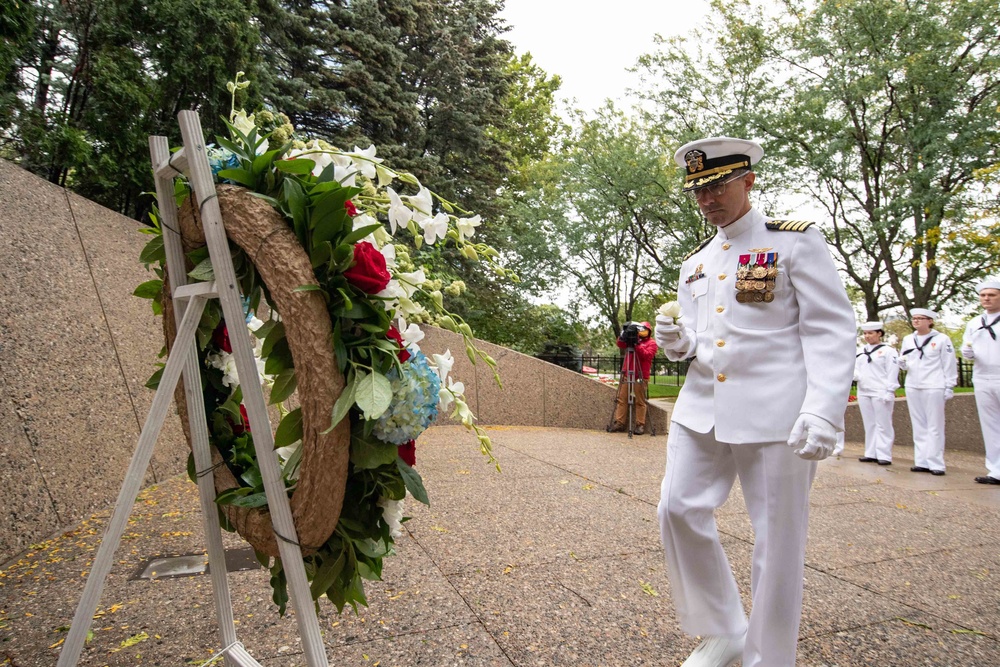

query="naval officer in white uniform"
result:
[654,137,856,667]
[962,279,1000,485]
[855,321,900,465]
[898,308,956,475]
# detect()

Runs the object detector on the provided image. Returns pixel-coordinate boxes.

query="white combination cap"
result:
[674,137,764,192]
[976,279,1000,293]
[860,322,883,331]
[911,308,937,319]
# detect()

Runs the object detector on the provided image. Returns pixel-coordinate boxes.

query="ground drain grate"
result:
[130,547,262,580]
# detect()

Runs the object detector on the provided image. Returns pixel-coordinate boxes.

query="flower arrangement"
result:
[135,73,510,614]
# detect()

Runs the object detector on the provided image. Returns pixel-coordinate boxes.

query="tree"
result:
[527,106,704,338]
[5,0,261,218]
[637,0,1000,319]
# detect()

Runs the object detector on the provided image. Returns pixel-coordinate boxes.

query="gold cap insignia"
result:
[685,150,706,175]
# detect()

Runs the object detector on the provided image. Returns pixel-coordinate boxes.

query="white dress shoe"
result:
[680,632,745,667]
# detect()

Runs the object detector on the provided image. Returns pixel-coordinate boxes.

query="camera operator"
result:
[610,321,658,434]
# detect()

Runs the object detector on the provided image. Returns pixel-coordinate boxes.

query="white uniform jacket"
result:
[665,208,856,443]
[854,344,900,397]
[963,313,1000,382]
[899,332,957,389]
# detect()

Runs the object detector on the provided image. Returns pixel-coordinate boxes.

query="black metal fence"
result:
[536,354,973,388]
[536,354,691,385]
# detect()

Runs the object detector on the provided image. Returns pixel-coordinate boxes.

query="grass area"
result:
[850,386,974,397]
[647,383,683,399]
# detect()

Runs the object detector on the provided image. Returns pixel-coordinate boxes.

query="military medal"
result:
[735,251,779,305]
[763,292,774,302]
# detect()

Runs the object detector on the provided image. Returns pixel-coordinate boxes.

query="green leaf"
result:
[322,378,356,434]
[350,434,398,469]
[215,487,253,505]
[188,257,215,282]
[341,224,383,246]
[230,492,270,508]
[145,365,164,389]
[354,371,392,420]
[275,158,316,175]
[283,178,308,241]
[261,322,286,357]
[133,279,163,299]
[216,168,256,188]
[269,369,298,404]
[274,408,303,449]
[139,235,165,265]
[310,550,346,601]
[293,283,324,293]
[397,459,430,505]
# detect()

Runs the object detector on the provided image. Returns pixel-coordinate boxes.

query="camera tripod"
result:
[605,346,656,438]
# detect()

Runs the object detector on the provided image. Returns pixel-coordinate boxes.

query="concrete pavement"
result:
[2,425,998,666]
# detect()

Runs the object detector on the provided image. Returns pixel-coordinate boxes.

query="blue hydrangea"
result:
[373,350,441,445]
[207,145,240,177]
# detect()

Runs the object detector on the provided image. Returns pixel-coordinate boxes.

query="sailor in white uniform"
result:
[654,137,856,667]
[898,308,956,475]
[854,321,900,465]
[962,279,1000,485]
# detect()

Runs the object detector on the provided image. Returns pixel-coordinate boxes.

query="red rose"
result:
[343,241,391,294]
[344,200,358,217]
[398,440,416,467]
[212,323,232,353]
[386,325,411,363]
[232,404,251,435]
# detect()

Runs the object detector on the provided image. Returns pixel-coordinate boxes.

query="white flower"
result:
[420,212,449,245]
[231,109,256,137]
[397,320,425,350]
[247,315,265,332]
[380,243,397,268]
[451,393,475,426]
[332,153,356,186]
[375,164,395,188]
[439,375,465,411]
[350,144,383,180]
[386,188,413,234]
[406,186,434,222]
[397,269,427,298]
[431,349,454,383]
[657,300,682,320]
[353,212,380,246]
[398,296,427,318]
[456,214,481,242]
[377,496,404,539]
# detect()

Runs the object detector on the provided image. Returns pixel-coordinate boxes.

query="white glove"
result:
[945,387,954,401]
[897,355,908,371]
[654,314,680,343]
[787,413,838,461]
[961,345,975,360]
[886,390,896,401]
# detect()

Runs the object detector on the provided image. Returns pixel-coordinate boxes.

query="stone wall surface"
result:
[0,159,188,564]
[844,393,983,453]
[421,327,670,435]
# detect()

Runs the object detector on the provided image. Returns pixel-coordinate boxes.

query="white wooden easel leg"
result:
[57,296,209,667]
[178,111,328,666]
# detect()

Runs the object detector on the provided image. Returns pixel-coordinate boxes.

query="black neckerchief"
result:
[857,343,886,363]
[902,332,937,359]
[979,314,1000,341]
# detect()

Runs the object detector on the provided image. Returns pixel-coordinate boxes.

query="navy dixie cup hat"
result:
[674,137,764,193]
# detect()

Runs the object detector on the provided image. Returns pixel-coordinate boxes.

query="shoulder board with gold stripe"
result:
[682,237,713,261]
[765,220,815,232]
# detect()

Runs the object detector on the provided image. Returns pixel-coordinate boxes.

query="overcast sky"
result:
[498,0,712,113]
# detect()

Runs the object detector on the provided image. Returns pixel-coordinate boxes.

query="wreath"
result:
[135,74,512,613]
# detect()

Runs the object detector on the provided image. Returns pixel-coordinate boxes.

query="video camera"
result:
[620,322,641,347]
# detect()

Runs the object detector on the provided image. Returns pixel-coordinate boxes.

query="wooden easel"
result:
[57,111,327,667]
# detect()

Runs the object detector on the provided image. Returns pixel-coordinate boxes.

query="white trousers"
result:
[858,395,895,461]
[974,383,1000,478]
[906,388,946,471]
[657,424,816,667]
